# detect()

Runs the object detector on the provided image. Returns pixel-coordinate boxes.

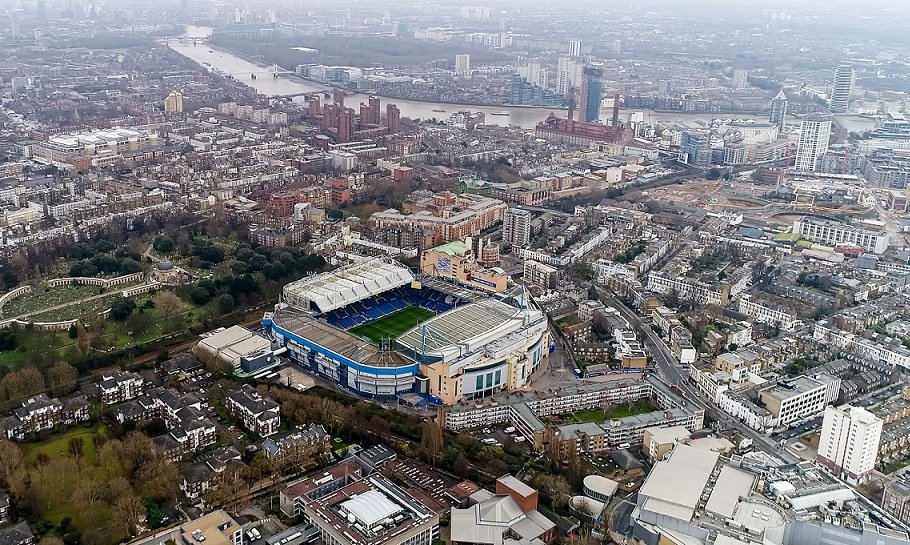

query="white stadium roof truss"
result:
[283,258,415,313]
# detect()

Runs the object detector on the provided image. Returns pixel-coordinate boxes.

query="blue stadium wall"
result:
[264,316,420,399]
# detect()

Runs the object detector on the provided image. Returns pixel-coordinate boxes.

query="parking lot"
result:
[475,426,531,450]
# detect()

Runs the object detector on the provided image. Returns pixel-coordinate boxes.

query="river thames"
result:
[167,27,876,133]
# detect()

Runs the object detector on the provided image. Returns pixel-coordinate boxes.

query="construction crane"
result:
[781,143,797,188]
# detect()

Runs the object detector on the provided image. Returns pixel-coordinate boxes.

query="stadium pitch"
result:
[350,305,436,343]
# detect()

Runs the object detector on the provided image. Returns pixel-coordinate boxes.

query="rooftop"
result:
[272,309,413,368]
[396,298,532,356]
[639,444,720,520]
[170,510,241,545]
[341,489,403,528]
[283,258,414,314]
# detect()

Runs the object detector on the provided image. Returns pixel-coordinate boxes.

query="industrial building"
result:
[632,443,910,545]
[193,326,279,376]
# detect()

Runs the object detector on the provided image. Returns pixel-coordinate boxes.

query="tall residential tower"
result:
[829,65,854,114]
[794,114,832,172]
[816,404,882,484]
[502,208,532,248]
[769,88,788,132]
[578,66,603,123]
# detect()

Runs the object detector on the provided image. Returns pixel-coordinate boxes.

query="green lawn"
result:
[350,306,436,343]
[606,399,658,419]
[573,408,606,424]
[24,422,108,466]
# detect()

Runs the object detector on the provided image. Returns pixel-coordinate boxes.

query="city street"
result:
[596,287,799,464]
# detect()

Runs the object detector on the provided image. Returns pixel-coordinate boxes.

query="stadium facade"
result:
[263,258,551,405]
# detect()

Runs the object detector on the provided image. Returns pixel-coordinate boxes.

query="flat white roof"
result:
[583,475,619,497]
[198,325,253,350]
[644,425,691,445]
[639,444,719,521]
[705,465,755,519]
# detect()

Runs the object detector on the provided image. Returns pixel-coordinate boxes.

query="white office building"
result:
[817,404,882,484]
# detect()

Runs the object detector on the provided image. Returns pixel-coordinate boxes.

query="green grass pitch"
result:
[350,305,436,343]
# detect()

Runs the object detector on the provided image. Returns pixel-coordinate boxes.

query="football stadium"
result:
[263,258,551,405]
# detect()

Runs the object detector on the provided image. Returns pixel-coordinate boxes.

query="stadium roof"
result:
[283,259,414,313]
[272,310,414,368]
[396,299,526,356]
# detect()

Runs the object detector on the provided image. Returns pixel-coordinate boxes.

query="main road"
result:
[595,286,798,463]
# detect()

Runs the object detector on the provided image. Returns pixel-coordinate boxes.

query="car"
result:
[513,436,526,442]
[246,531,256,541]
[250,528,261,540]
[481,438,497,445]
[482,428,491,434]
[504,426,516,433]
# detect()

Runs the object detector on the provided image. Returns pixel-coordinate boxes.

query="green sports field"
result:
[350,306,436,343]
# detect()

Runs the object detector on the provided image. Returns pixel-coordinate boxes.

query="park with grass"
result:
[4,419,180,545]
[571,399,658,424]
[350,305,436,343]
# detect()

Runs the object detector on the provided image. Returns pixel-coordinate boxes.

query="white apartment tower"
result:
[829,65,854,114]
[556,57,584,96]
[816,404,882,484]
[732,69,749,89]
[517,62,548,88]
[502,207,532,247]
[794,114,832,172]
[568,39,582,57]
[455,54,471,74]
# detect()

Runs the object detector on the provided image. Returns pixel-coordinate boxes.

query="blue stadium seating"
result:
[321,286,466,329]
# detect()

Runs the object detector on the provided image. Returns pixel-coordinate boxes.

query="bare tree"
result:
[68,437,85,467]
[46,361,78,395]
[76,322,91,359]
[421,419,445,466]
[155,291,183,322]
[135,455,178,502]
[1,367,46,402]
[110,491,146,537]
[535,474,570,509]
[0,440,27,498]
